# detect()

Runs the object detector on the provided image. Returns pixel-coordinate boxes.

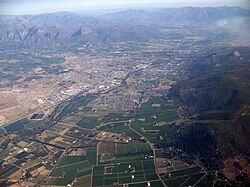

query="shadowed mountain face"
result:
[168,47,250,169]
[0,6,249,45]
[170,48,250,117]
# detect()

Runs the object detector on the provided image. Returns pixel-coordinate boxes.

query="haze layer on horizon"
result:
[0,0,249,15]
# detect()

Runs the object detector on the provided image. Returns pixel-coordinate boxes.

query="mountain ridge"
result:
[0,6,249,45]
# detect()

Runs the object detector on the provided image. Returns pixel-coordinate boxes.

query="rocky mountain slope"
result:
[0,6,249,45]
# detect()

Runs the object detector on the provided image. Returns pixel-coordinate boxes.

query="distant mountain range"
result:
[103,6,250,25]
[0,6,249,45]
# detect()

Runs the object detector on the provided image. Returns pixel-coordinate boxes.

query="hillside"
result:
[169,47,250,183]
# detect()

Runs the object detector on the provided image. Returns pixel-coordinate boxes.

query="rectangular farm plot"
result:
[98,142,116,155]
[14,151,29,159]
[145,172,159,181]
[48,177,74,186]
[136,144,151,152]
[37,130,58,143]
[58,156,87,167]
[4,118,31,133]
[76,116,102,129]
[32,145,51,158]
[163,176,190,187]
[73,175,91,187]
[30,113,45,120]
[86,147,97,165]
[179,173,205,187]
[117,144,126,154]
[116,143,151,155]
[132,171,146,183]
[50,159,92,186]
[50,135,76,148]
[49,123,68,134]
[170,166,201,177]
[104,174,119,186]
[92,175,104,187]
[129,181,165,187]
[125,144,137,153]
[61,115,82,124]
[0,163,19,178]
[30,113,39,119]
[142,160,155,170]
[161,166,204,187]
[118,174,132,184]
[93,165,105,175]
[65,127,90,138]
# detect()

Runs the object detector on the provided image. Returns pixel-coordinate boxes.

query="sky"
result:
[0,0,249,15]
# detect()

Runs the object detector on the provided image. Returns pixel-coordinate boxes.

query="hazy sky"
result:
[0,0,249,15]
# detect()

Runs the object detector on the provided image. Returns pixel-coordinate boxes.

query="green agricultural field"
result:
[86,147,97,165]
[93,166,105,175]
[145,172,158,181]
[117,144,126,154]
[142,160,155,170]
[136,144,151,152]
[155,150,163,158]
[179,173,205,186]
[51,160,91,177]
[102,113,132,122]
[98,122,141,140]
[125,144,137,153]
[136,110,179,123]
[58,156,87,167]
[65,127,90,138]
[170,166,201,177]
[92,158,158,186]
[76,116,103,129]
[130,96,181,144]
[132,172,145,182]
[73,175,91,187]
[118,175,131,184]
[137,96,179,114]
[110,155,146,164]
[116,143,151,155]
[129,181,165,187]
[164,176,190,187]
[162,166,203,187]
[131,120,178,144]
[49,177,73,186]
[49,159,91,186]
[117,161,144,172]
[92,175,104,186]
[49,123,67,132]
[103,174,118,186]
